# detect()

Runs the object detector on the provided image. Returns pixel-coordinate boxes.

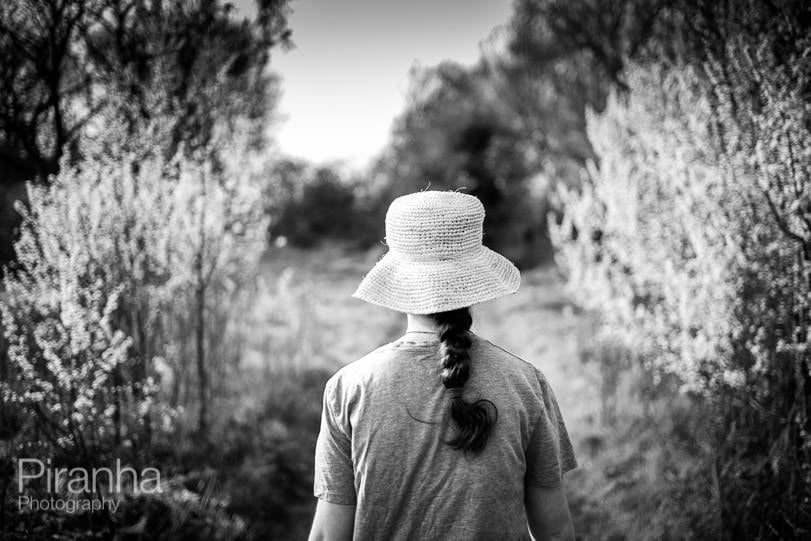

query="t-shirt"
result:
[313,330,577,541]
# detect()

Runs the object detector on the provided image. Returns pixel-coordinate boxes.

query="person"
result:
[308,190,577,541]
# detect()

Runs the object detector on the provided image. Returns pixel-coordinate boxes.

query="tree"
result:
[376,61,549,266]
[371,1,674,267]
[168,124,268,436]
[509,0,671,90]
[0,0,290,181]
[0,0,290,265]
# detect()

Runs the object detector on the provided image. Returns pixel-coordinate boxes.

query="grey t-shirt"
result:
[313,331,577,540]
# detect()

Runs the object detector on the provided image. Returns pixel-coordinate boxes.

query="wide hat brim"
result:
[352,245,521,314]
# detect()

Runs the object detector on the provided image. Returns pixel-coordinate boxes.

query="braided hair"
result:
[430,307,497,454]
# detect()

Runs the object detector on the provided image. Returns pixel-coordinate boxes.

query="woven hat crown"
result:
[353,189,520,314]
[385,191,484,262]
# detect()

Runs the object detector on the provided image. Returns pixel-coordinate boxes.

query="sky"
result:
[237,0,514,169]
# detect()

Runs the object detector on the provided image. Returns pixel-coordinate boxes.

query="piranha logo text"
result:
[17,458,162,495]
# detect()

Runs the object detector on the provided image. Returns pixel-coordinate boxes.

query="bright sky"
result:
[238,0,513,169]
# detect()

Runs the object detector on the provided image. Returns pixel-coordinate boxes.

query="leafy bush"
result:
[552,1,811,535]
[267,161,379,249]
[372,62,556,266]
[0,117,268,458]
[0,150,176,462]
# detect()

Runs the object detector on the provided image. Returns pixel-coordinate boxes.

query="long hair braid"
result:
[430,307,497,454]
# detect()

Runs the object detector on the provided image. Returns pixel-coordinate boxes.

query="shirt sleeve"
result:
[525,371,578,487]
[313,375,357,505]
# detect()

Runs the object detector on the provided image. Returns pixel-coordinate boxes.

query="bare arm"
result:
[525,482,575,541]
[307,499,355,541]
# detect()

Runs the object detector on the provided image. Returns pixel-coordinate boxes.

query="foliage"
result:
[0,2,318,540]
[0,0,291,181]
[163,125,269,435]
[3,482,250,541]
[504,0,662,195]
[1,248,329,539]
[266,159,378,249]
[0,150,174,462]
[508,0,671,90]
[219,367,330,540]
[370,1,673,267]
[0,118,268,461]
[552,0,811,536]
[374,61,554,266]
[553,64,744,387]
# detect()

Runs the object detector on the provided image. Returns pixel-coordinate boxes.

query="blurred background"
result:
[0,0,808,539]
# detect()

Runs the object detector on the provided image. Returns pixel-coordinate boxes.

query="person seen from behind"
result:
[308,190,577,540]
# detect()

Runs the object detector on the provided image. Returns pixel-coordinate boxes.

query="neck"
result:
[406,313,439,333]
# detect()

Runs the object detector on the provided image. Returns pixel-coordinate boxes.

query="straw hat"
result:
[353,190,521,314]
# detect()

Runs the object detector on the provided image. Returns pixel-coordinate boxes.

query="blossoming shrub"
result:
[551,27,810,537]
[0,122,268,463]
[1,153,173,462]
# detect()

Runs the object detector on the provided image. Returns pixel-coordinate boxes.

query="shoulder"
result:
[322,341,405,418]
[325,341,398,394]
[471,335,566,415]
[471,335,549,386]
